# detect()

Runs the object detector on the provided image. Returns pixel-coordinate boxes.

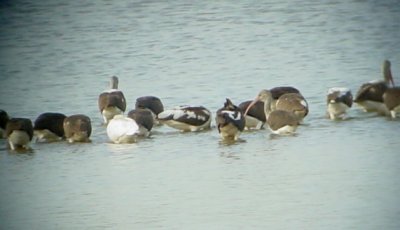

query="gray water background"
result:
[0,0,400,229]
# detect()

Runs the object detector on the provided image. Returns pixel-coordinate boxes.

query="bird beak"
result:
[244,97,260,116]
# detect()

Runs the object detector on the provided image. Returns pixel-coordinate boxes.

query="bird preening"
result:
[1,59,398,150]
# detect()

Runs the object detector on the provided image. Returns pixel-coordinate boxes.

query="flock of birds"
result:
[0,60,399,151]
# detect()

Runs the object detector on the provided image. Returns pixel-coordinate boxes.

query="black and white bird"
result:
[106,115,139,144]
[245,90,299,135]
[0,110,10,138]
[127,108,154,137]
[157,106,211,132]
[238,100,266,130]
[354,60,395,115]
[135,96,164,125]
[33,112,66,142]
[98,76,127,124]
[216,99,245,140]
[63,114,92,143]
[383,87,400,118]
[5,118,33,150]
[326,88,353,120]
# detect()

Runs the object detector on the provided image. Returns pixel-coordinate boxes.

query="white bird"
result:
[107,115,139,144]
[98,76,127,124]
[326,87,353,120]
[157,106,211,132]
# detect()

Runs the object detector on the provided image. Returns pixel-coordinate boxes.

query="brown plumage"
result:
[34,112,66,141]
[383,87,400,118]
[6,118,33,150]
[275,93,309,122]
[245,90,299,135]
[98,76,126,124]
[354,60,395,114]
[127,108,154,136]
[135,96,164,116]
[63,114,92,143]
[270,86,300,100]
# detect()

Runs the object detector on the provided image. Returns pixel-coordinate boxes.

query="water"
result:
[1,0,400,229]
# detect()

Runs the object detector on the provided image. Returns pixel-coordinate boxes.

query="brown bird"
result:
[383,87,400,118]
[275,93,309,122]
[63,114,92,143]
[238,100,266,130]
[135,96,164,125]
[216,98,245,140]
[127,108,154,137]
[98,76,126,124]
[245,90,299,135]
[6,118,33,150]
[354,60,395,115]
[33,112,66,142]
[269,86,300,110]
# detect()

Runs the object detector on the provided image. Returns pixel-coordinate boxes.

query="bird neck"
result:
[110,79,118,89]
[263,97,272,120]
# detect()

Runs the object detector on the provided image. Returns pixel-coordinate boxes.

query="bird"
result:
[383,87,400,118]
[238,100,266,130]
[354,60,395,115]
[98,76,127,124]
[245,90,299,135]
[269,86,300,110]
[157,106,211,132]
[127,108,154,137]
[326,87,353,120]
[135,96,164,125]
[106,115,139,144]
[216,98,245,140]
[33,112,66,142]
[5,118,33,150]
[275,93,309,122]
[0,110,10,138]
[63,114,92,143]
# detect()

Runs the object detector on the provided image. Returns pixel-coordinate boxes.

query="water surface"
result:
[1,0,400,229]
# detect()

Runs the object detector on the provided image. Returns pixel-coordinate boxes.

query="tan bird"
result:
[275,93,309,122]
[245,90,299,135]
[383,87,400,118]
[63,114,92,143]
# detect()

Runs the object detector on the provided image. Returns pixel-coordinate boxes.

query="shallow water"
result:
[1,0,400,229]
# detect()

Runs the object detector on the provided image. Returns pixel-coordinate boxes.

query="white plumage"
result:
[107,115,139,144]
[157,106,211,132]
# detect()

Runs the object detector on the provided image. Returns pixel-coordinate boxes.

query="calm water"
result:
[1,0,400,229]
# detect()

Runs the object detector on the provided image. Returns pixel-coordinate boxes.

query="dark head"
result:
[110,76,119,89]
[383,60,395,87]
[0,110,10,129]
